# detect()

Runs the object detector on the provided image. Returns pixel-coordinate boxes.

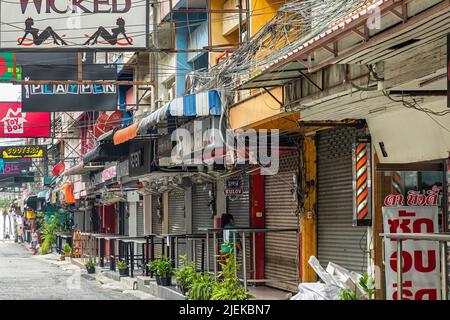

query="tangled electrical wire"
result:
[190,0,377,93]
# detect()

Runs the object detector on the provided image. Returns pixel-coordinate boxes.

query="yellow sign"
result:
[1,145,45,159]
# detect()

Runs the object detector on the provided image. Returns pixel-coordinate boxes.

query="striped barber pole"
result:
[391,171,403,195]
[353,136,372,226]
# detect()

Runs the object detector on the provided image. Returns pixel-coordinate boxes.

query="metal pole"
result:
[242,232,247,291]
[440,241,448,300]
[252,231,256,283]
[213,231,217,278]
[206,231,210,273]
[397,239,403,300]
[233,232,237,278]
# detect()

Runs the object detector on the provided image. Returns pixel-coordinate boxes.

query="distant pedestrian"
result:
[219,213,242,264]
[31,230,39,255]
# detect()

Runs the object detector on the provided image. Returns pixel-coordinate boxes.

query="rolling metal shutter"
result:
[226,174,250,228]
[265,151,300,292]
[192,183,214,271]
[137,201,144,236]
[317,127,367,273]
[152,194,163,258]
[168,189,185,234]
[226,174,251,278]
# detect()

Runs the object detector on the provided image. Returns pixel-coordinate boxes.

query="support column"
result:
[300,135,317,282]
[373,153,385,299]
[215,180,227,228]
[162,192,169,234]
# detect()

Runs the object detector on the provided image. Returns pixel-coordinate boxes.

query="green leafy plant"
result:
[338,273,376,300]
[40,240,50,255]
[117,260,128,270]
[339,288,357,300]
[85,259,95,269]
[173,255,196,294]
[359,272,376,300]
[187,272,215,300]
[210,257,253,300]
[63,243,72,255]
[147,257,173,278]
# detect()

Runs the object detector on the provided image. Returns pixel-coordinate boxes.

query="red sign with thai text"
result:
[0,102,50,137]
[382,206,440,300]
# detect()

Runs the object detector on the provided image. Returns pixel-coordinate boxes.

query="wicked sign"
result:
[0,145,46,159]
[0,0,149,50]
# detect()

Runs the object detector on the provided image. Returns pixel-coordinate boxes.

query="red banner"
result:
[0,102,50,137]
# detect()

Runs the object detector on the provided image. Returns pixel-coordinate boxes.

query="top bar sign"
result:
[0,1,149,50]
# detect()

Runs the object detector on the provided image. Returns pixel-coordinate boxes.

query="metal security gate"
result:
[169,189,185,234]
[152,194,163,259]
[317,127,367,273]
[192,183,214,271]
[226,174,251,278]
[264,151,300,292]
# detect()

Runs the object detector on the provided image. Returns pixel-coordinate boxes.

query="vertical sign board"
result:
[0,1,149,50]
[383,206,440,300]
[352,136,372,226]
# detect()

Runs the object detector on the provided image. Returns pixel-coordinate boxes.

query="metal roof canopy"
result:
[237,0,449,90]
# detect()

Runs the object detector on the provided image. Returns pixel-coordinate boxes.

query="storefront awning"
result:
[37,191,47,199]
[83,142,129,164]
[98,129,115,142]
[137,90,222,134]
[64,162,105,176]
[113,121,141,145]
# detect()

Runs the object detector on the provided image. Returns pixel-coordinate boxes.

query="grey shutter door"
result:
[226,174,251,278]
[168,189,185,234]
[317,127,367,273]
[137,201,144,236]
[264,151,300,292]
[136,201,144,256]
[192,183,214,271]
[152,194,163,258]
[226,174,250,228]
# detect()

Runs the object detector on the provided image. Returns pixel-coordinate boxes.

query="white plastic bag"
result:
[291,282,340,300]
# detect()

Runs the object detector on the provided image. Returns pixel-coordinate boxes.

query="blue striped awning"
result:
[137,90,222,134]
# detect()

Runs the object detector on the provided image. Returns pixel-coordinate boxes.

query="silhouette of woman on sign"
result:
[84,18,132,46]
[18,18,67,46]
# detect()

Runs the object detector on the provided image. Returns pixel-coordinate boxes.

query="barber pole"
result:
[352,136,372,226]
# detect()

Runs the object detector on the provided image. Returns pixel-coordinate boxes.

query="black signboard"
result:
[0,145,46,159]
[129,141,154,177]
[21,64,118,112]
[16,52,94,66]
[224,178,244,196]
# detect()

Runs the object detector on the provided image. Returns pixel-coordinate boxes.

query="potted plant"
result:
[117,259,128,276]
[187,272,215,300]
[147,257,173,286]
[173,255,196,295]
[63,243,72,258]
[85,258,96,274]
[210,257,253,300]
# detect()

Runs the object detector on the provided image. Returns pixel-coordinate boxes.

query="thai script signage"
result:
[0,145,46,159]
[382,206,440,300]
[383,186,441,207]
[0,0,149,50]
